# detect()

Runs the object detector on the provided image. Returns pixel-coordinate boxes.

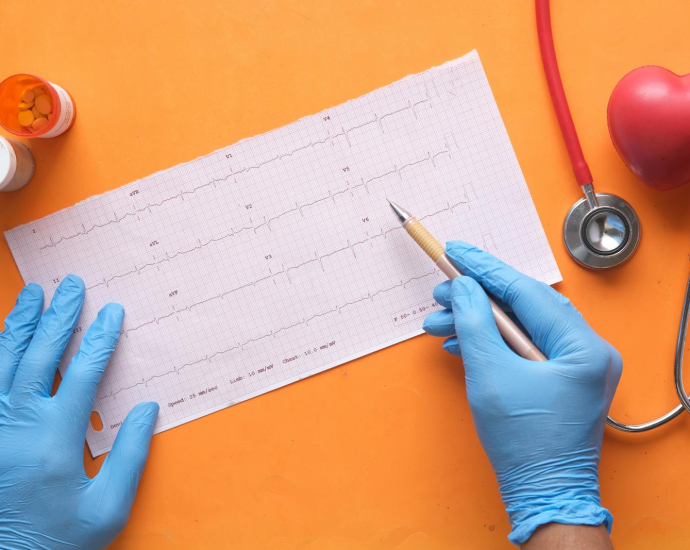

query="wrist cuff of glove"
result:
[506,499,613,545]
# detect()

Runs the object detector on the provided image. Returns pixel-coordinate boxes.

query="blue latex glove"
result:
[423,242,621,545]
[0,275,159,549]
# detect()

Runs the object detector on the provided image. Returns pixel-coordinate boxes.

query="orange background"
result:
[2,1,690,548]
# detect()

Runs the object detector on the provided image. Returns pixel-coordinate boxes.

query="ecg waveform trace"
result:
[105,269,440,400]
[40,98,440,251]
[111,198,469,338]
[5,51,561,457]
[87,152,457,291]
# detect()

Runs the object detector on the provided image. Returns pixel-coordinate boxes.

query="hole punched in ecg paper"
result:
[5,50,561,457]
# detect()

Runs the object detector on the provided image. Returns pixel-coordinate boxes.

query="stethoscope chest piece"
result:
[563,186,641,269]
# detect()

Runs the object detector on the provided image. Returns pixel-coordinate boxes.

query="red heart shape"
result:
[608,66,690,191]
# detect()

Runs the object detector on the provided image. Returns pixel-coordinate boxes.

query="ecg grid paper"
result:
[6,51,560,457]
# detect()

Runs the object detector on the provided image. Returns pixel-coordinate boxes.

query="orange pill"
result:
[18,110,34,127]
[31,117,48,131]
[34,94,52,115]
[20,89,35,102]
[18,101,34,110]
[31,106,41,118]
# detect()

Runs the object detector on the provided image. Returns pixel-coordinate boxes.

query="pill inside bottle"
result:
[0,136,35,192]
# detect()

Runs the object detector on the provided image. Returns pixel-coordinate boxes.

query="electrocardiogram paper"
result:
[5,50,561,457]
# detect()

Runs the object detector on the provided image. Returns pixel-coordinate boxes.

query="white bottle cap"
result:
[0,136,18,191]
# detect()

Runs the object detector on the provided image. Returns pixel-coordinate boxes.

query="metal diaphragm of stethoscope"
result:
[563,188,640,270]
[536,0,690,432]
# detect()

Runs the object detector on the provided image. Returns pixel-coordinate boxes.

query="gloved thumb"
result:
[450,276,511,367]
[89,402,159,538]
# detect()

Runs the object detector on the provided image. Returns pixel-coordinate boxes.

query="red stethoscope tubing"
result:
[536,0,593,187]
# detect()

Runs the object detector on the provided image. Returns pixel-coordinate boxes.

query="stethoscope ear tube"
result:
[535,0,592,187]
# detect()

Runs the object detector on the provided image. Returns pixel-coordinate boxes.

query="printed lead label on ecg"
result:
[5,50,561,457]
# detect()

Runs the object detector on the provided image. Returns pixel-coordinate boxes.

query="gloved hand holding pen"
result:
[423,241,621,548]
[0,276,159,550]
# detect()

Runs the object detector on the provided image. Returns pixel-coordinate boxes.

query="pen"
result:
[387,199,547,362]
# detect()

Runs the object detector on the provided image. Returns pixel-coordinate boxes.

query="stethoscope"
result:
[535,0,690,432]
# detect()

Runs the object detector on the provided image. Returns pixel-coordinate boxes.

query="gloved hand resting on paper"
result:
[0,275,159,550]
[423,242,621,547]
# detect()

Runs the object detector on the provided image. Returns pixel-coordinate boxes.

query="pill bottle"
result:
[0,74,76,138]
[0,136,35,192]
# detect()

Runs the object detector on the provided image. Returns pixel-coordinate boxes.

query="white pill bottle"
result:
[0,136,34,192]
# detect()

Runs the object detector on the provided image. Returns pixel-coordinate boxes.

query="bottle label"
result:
[40,83,75,138]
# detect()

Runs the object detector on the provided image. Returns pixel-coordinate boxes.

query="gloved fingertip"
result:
[144,401,160,417]
[114,403,159,454]
[22,282,44,299]
[98,303,125,326]
[432,280,452,304]
[60,274,85,294]
[95,401,160,505]
[105,301,125,313]
[422,317,439,335]
[450,276,479,304]
[131,401,160,424]
[445,241,478,262]
[445,240,474,253]
[442,336,461,355]
[46,276,85,323]
[423,309,455,336]
[13,283,44,312]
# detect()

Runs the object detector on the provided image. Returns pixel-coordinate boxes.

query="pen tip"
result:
[387,199,410,224]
